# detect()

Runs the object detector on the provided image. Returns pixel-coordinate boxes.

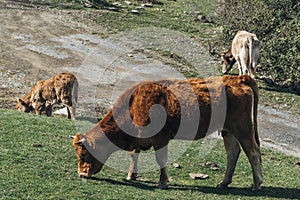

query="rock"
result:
[107,7,119,11]
[84,3,93,8]
[262,138,274,143]
[189,173,209,180]
[195,14,209,23]
[131,10,139,14]
[135,6,144,10]
[53,107,68,116]
[200,161,219,171]
[141,3,153,7]
[283,79,293,87]
[211,166,219,171]
[124,1,132,5]
[173,163,182,168]
[32,143,42,147]
[112,2,122,6]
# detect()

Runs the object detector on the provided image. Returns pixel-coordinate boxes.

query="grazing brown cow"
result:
[72,75,262,190]
[16,72,78,120]
[221,30,260,78]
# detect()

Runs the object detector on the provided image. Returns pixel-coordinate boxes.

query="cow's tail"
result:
[242,75,259,147]
[73,78,79,104]
[248,36,255,77]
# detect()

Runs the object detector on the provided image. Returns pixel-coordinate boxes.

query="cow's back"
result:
[231,31,250,56]
[52,73,77,103]
[105,76,257,146]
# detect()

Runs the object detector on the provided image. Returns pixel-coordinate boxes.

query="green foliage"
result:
[216,0,300,85]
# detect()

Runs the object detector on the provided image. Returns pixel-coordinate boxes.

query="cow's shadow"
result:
[88,177,299,199]
[258,77,300,96]
[169,185,300,199]
[86,177,158,190]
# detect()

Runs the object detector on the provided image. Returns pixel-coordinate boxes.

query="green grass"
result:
[96,1,212,34]
[1,109,299,199]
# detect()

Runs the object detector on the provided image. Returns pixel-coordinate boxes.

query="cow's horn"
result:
[75,138,86,145]
[69,135,75,139]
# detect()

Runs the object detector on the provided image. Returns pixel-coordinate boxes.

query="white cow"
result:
[221,30,260,78]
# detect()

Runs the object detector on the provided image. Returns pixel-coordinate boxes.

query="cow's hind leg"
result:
[238,135,262,191]
[236,58,243,75]
[127,149,139,180]
[217,131,241,189]
[66,104,76,120]
[62,95,76,120]
[153,144,169,189]
[241,58,249,75]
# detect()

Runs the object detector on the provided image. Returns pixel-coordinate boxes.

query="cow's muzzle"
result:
[79,172,90,178]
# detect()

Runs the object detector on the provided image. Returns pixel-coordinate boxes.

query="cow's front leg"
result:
[239,135,262,191]
[127,149,139,180]
[217,131,241,189]
[66,105,76,120]
[154,145,169,189]
[45,106,52,116]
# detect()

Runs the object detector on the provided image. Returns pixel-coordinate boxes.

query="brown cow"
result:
[72,75,262,190]
[16,72,78,120]
[221,30,260,78]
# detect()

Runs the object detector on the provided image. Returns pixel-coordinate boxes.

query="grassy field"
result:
[1,0,299,199]
[1,109,299,199]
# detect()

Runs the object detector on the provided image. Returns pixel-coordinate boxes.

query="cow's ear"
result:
[70,135,76,139]
[17,98,27,106]
[72,133,86,146]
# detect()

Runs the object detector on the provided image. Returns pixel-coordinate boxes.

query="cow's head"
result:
[71,134,103,178]
[16,98,33,112]
[221,50,236,74]
[30,90,46,112]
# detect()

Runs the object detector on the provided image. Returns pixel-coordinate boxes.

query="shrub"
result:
[216,0,299,86]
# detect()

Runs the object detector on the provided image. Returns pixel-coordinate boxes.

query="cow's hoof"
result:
[126,173,138,181]
[251,184,262,191]
[158,182,168,189]
[126,176,134,181]
[216,183,228,189]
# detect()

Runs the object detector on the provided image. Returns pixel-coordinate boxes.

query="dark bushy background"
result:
[216,0,299,87]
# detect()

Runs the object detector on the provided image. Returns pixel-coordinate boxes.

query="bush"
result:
[216,0,299,86]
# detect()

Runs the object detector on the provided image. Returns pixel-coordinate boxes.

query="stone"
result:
[189,173,209,180]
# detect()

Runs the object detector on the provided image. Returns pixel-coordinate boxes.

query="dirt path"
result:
[258,105,300,158]
[0,1,299,158]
